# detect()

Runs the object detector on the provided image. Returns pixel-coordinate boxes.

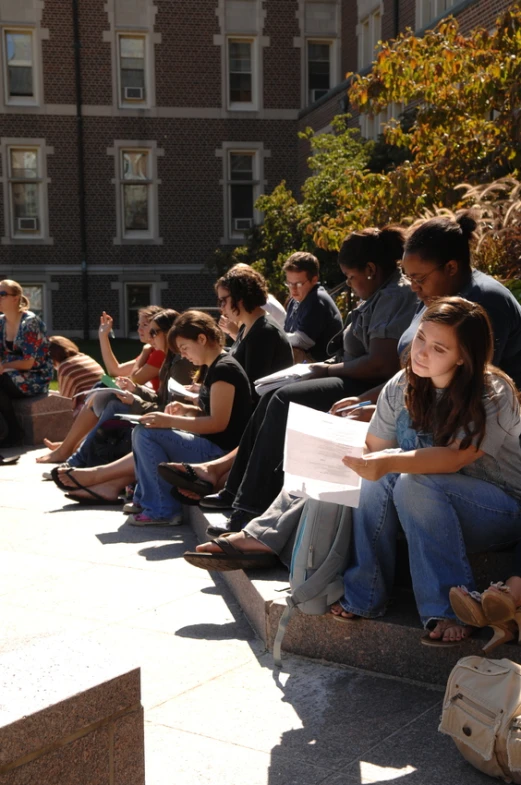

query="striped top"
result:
[57,353,104,401]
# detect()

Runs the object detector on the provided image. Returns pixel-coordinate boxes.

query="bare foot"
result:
[427,620,473,643]
[195,532,274,554]
[43,438,62,450]
[330,602,358,620]
[57,466,99,489]
[65,479,123,502]
[36,447,72,464]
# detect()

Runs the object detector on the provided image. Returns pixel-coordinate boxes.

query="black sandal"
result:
[183,536,278,572]
[158,462,213,496]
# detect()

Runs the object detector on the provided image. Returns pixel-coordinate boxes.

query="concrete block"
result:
[13,392,74,446]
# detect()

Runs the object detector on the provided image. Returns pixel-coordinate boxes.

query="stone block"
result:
[13,392,74,446]
[113,708,146,785]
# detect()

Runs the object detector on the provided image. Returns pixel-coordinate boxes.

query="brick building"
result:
[0,0,513,337]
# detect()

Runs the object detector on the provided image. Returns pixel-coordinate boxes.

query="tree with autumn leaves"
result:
[221,3,521,295]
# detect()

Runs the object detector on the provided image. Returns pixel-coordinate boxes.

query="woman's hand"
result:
[98,311,113,335]
[140,412,176,429]
[116,377,136,393]
[114,390,134,406]
[165,401,188,416]
[342,452,390,482]
[218,316,239,338]
[330,396,360,416]
[307,363,330,379]
[186,382,201,393]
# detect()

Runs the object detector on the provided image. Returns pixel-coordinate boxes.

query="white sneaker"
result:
[123,502,142,514]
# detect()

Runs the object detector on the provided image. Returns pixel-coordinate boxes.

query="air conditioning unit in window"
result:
[310,88,329,103]
[17,217,38,231]
[124,86,144,100]
[234,218,253,231]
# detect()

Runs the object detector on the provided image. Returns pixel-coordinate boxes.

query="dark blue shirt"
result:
[284,284,343,361]
[397,270,521,388]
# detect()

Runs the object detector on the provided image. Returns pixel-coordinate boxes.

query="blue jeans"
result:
[68,398,132,468]
[132,425,225,519]
[341,472,521,626]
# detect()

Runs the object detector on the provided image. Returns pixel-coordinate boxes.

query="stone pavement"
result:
[0,447,495,785]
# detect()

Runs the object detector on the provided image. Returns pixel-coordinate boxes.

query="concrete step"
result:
[187,506,521,686]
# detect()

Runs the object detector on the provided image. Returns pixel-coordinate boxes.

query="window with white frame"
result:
[360,103,403,140]
[228,151,259,237]
[2,28,37,104]
[358,8,381,70]
[117,34,147,107]
[22,284,44,320]
[227,37,257,110]
[417,0,458,28]
[307,41,332,104]
[120,150,152,236]
[8,147,42,237]
[125,282,153,336]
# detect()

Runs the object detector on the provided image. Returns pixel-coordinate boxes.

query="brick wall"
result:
[264,0,301,109]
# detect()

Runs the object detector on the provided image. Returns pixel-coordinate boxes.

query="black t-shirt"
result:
[198,353,253,451]
[229,314,294,389]
[284,284,343,361]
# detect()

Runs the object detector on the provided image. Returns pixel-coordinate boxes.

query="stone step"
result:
[187,506,521,686]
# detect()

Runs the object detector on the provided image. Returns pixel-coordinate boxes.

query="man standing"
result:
[283,252,342,361]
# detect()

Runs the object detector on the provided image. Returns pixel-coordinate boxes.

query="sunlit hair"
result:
[404,297,520,449]
[404,212,477,272]
[168,310,225,353]
[338,226,405,277]
[0,279,30,312]
[138,304,163,321]
[283,252,320,281]
[215,266,268,314]
[149,309,180,394]
[49,336,80,363]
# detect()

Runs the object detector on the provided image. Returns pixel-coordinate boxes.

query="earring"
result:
[367,275,372,280]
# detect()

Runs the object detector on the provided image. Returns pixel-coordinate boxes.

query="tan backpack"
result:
[440,656,521,782]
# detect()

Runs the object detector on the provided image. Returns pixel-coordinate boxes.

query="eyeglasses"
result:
[284,281,306,290]
[0,291,14,298]
[401,264,446,286]
[149,328,162,337]
[217,294,231,308]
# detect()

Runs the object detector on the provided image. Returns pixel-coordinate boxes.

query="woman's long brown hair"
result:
[404,297,520,449]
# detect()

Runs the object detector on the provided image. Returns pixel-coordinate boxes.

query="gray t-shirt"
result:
[343,271,418,361]
[369,369,521,502]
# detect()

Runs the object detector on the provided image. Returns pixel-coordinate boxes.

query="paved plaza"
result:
[0,447,495,785]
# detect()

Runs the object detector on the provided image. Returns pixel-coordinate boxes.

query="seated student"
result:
[217,263,287,335]
[49,336,104,414]
[0,279,53,447]
[216,265,293,391]
[199,227,418,533]
[127,310,252,525]
[330,212,521,424]
[37,305,166,464]
[327,298,521,647]
[282,252,342,362]
[62,309,192,470]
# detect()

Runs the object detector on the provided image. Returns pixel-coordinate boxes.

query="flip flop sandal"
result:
[170,486,201,506]
[420,620,472,647]
[51,466,82,492]
[183,536,278,572]
[449,587,488,628]
[64,489,120,506]
[0,454,20,465]
[158,462,213,497]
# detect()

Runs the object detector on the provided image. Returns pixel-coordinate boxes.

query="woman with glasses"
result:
[0,279,53,448]
[216,266,293,394]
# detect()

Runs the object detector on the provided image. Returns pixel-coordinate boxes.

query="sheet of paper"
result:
[73,387,119,399]
[255,363,312,386]
[115,413,143,423]
[167,377,199,400]
[283,402,369,507]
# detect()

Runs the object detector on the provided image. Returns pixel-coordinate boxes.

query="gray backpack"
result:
[273,498,353,666]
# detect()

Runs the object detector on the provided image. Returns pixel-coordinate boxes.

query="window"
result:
[8,147,42,237]
[121,150,151,236]
[2,28,36,104]
[358,8,381,70]
[360,102,403,140]
[417,0,458,28]
[22,284,44,320]
[307,41,331,104]
[227,38,256,110]
[228,151,258,237]
[125,283,152,336]
[118,34,147,107]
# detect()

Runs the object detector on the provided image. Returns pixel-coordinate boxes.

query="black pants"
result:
[0,375,25,444]
[227,375,382,516]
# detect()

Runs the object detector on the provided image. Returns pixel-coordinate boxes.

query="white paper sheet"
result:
[167,378,199,400]
[283,403,369,507]
[115,413,143,423]
[254,363,313,394]
[73,386,119,399]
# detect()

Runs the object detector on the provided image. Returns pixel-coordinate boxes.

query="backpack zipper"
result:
[452,692,498,721]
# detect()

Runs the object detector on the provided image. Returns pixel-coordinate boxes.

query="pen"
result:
[330,400,373,415]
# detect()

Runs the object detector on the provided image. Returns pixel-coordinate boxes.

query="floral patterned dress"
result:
[0,311,53,396]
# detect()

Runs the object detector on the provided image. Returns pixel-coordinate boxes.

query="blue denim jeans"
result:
[341,472,521,626]
[68,398,132,468]
[132,425,224,519]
